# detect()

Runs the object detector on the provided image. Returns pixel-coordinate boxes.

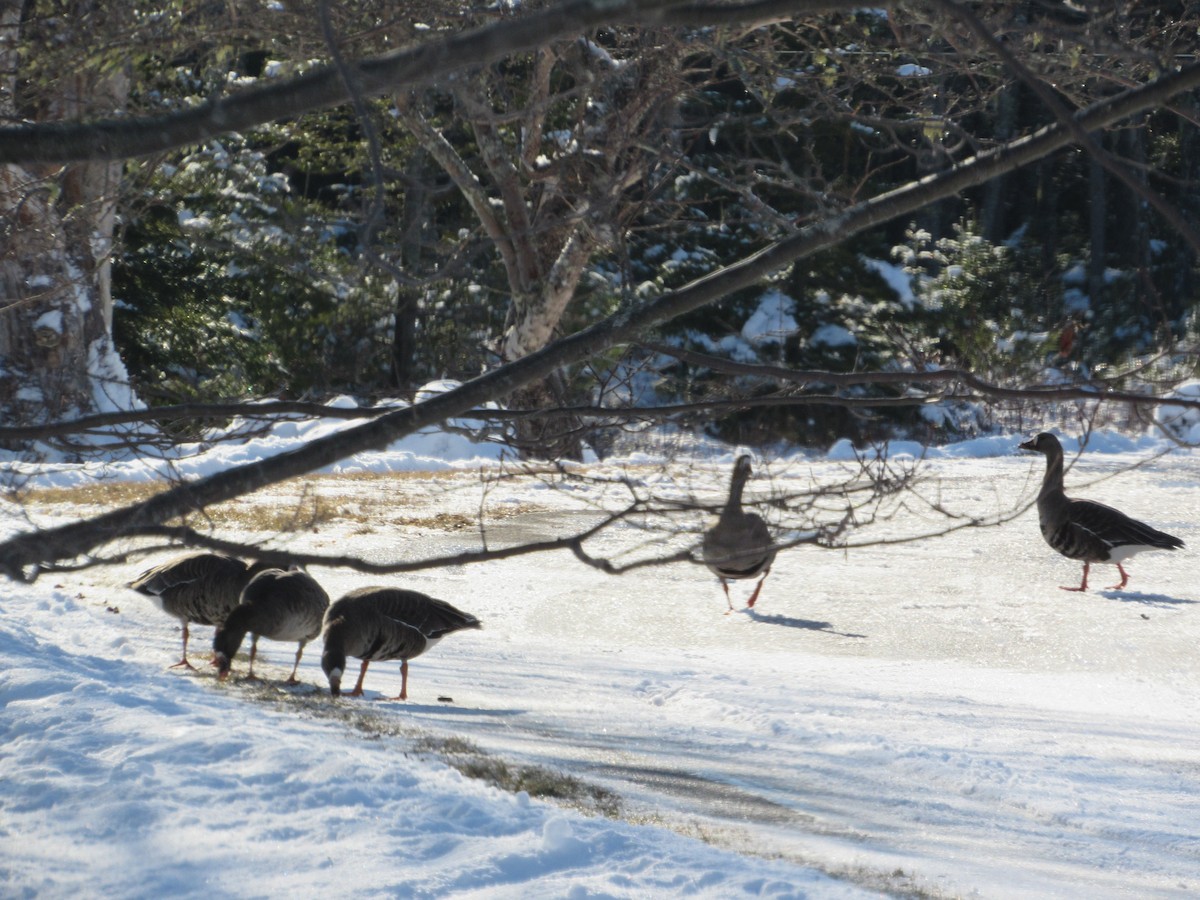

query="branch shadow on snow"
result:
[741,608,867,638]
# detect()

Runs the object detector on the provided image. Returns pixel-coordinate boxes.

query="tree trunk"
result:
[0,3,131,437]
[391,158,429,389]
[501,227,596,461]
[980,84,1019,243]
[1087,145,1107,310]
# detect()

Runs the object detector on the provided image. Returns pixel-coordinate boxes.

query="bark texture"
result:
[0,2,129,433]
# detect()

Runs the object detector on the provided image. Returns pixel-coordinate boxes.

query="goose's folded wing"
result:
[1069,499,1183,550]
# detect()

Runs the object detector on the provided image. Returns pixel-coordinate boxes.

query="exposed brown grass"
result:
[17,472,547,534]
[17,480,163,507]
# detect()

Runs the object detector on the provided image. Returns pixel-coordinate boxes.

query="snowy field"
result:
[3,409,1200,898]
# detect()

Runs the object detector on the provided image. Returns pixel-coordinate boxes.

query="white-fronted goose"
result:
[703,455,777,610]
[1020,432,1184,591]
[212,567,330,683]
[129,552,273,669]
[320,587,481,700]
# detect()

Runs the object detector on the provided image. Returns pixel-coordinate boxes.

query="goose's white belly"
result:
[265,622,316,642]
[1105,543,1158,564]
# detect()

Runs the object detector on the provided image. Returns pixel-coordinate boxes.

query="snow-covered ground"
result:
[4,412,1200,898]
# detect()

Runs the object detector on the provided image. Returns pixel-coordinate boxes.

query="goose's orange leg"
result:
[347,659,371,697]
[1108,563,1131,590]
[1061,563,1089,592]
[169,623,198,669]
[746,574,769,608]
[380,660,410,701]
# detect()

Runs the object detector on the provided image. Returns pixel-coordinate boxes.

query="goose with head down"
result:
[321,587,481,700]
[129,552,274,669]
[1020,432,1184,591]
[212,566,330,683]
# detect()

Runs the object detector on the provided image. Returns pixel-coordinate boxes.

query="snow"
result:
[810,323,856,348]
[860,257,915,308]
[742,290,799,346]
[1063,286,1090,314]
[33,310,63,334]
[178,209,213,231]
[1155,380,1200,443]
[88,335,145,419]
[4,416,1200,898]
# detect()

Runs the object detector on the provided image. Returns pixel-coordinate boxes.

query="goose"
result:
[702,455,777,610]
[320,587,482,700]
[212,567,330,683]
[129,552,273,669]
[1020,432,1184,591]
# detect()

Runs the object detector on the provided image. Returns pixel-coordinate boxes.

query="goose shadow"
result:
[742,608,866,638]
[1101,590,1197,607]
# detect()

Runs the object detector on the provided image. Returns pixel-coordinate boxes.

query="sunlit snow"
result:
[3,414,1199,898]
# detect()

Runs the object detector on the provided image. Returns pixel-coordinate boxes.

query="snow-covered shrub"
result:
[114,137,399,414]
[1154,380,1200,443]
[896,222,1056,383]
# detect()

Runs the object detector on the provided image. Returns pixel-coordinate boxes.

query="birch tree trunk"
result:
[0,2,131,438]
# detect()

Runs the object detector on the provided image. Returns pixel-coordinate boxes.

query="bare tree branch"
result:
[0,0,869,165]
[4,57,1200,578]
[926,0,1200,255]
[0,400,394,443]
[639,343,1200,411]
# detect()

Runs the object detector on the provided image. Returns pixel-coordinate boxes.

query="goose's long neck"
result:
[323,620,347,657]
[1038,446,1066,504]
[214,605,253,657]
[724,467,749,515]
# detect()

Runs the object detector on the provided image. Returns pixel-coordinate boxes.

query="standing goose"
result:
[129,552,273,669]
[1020,432,1184,591]
[702,455,777,610]
[321,587,482,700]
[212,567,330,683]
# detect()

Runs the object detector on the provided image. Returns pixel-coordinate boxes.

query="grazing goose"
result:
[702,455,777,610]
[212,567,330,683]
[129,552,274,669]
[321,587,482,700]
[1020,432,1184,591]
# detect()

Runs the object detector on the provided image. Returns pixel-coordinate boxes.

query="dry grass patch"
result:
[191,494,342,533]
[388,504,545,531]
[18,470,460,506]
[18,471,548,534]
[15,480,163,507]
